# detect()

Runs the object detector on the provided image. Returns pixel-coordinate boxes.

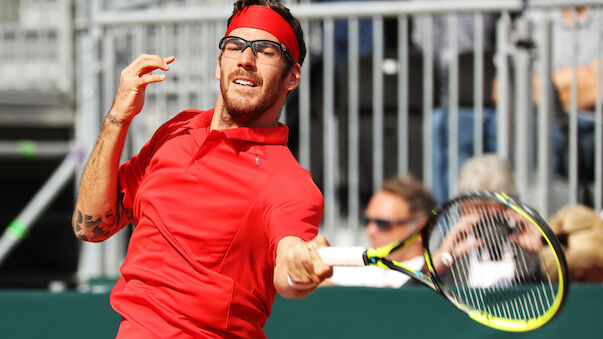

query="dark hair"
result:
[228,0,306,67]
[381,175,437,216]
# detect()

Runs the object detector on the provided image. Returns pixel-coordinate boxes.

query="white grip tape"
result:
[317,247,366,266]
[286,247,367,289]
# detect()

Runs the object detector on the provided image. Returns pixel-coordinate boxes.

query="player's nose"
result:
[237,47,257,69]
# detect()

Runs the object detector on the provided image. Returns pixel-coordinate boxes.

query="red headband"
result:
[225,5,300,63]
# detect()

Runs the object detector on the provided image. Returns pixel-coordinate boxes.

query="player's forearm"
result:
[72,113,130,242]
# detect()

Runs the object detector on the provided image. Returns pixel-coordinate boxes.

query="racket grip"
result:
[317,247,367,266]
[286,247,367,289]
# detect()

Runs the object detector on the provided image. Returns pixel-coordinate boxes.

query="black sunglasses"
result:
[362,214,422,231]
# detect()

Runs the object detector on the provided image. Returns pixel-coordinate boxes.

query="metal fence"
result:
[5,0,600,282]
[72,0,603,281]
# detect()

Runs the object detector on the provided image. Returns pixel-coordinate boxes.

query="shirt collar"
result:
[190,108,289,146]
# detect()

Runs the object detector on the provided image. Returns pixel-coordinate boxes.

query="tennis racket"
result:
[316,192,569,332]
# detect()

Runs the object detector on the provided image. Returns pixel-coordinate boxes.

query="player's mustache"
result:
[228,70,262,86]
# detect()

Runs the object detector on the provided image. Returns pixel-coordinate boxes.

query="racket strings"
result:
[431,197,560,322]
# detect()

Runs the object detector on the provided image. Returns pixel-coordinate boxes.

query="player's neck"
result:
[211,96,282,130]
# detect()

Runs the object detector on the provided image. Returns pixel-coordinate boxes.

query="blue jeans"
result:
[432,107,595,204]
[432,106,497,203]
[555,114,596,182]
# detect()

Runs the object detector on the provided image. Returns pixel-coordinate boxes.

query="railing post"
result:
[513,16,534,201]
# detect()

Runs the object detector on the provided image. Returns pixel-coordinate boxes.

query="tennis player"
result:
[72,0,332,337]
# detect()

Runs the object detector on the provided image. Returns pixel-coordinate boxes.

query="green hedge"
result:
[0,285,600,338]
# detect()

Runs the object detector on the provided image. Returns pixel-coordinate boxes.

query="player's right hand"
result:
[108,54,175,124]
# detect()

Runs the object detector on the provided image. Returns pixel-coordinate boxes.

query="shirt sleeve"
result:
[262,168,324,259]
[118,144,153,213]
[118,111,200,215]
[117,122,169,212]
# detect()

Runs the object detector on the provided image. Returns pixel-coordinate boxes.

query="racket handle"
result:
[287,247,366,289]
[317,247,367,266]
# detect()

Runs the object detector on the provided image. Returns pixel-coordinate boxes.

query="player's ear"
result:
[284,63,301,91]
[216,56,222,81]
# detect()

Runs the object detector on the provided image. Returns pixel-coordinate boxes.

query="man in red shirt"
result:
[72,0,332,337]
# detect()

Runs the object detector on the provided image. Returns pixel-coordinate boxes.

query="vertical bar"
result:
[514,17,533,201]
[0,18,3,64]
[77,0,103,282]
[569,8,579,205]
[145,26,158,129]
[299,20,311,169]
[448,14,459,199]
[131,26,147,153]
[538,14,553,217]
[280,104,287,124]
[177,24,191,111]
[398,15,409,176]
[372,17,384,193]
[473,13,484,155]
[58,0,74,94]
[101,29,126,278]
[15,24,25,87]
[323,18,336,241]
[156,24,169,123]
[200,23,212,109]
[496,12,511,158]
[348,18,360,243]
[596,7,603,212]
[102,31,115,123]
[422,14,434,189]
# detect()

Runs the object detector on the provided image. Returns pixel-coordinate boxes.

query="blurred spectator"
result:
[324,175,437,287]
[412,4,499,202]
[531,6,599,199]
[313,0,374,65]
[447,154,547,287]
[543,204,603,283]
[456,153,518,197]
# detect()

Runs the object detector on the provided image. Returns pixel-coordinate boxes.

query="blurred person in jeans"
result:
[412,4,499,202]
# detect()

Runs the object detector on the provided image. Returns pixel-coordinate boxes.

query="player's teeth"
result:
[235,80,254,86]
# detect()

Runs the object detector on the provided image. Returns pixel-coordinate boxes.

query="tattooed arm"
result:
[72,116,133,242]
[72,54,174,242]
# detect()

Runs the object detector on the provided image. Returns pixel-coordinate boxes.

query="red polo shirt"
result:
[110,109,323,338]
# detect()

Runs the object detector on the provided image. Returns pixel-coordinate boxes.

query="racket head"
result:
[421,192,569,332]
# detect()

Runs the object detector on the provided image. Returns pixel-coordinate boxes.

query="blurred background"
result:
[0,0,601,294]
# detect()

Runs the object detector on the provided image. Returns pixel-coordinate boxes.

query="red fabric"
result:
[110,109,323,338]
[225,5,300,63]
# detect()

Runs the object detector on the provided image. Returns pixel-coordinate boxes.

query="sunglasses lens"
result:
[363,216,393,230]
[375,220,392,230]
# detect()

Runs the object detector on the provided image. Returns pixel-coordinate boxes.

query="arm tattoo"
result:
[107,113,129,128]
[74,195,132,241]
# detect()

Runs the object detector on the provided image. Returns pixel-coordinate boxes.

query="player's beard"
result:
[220,68,284,126]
